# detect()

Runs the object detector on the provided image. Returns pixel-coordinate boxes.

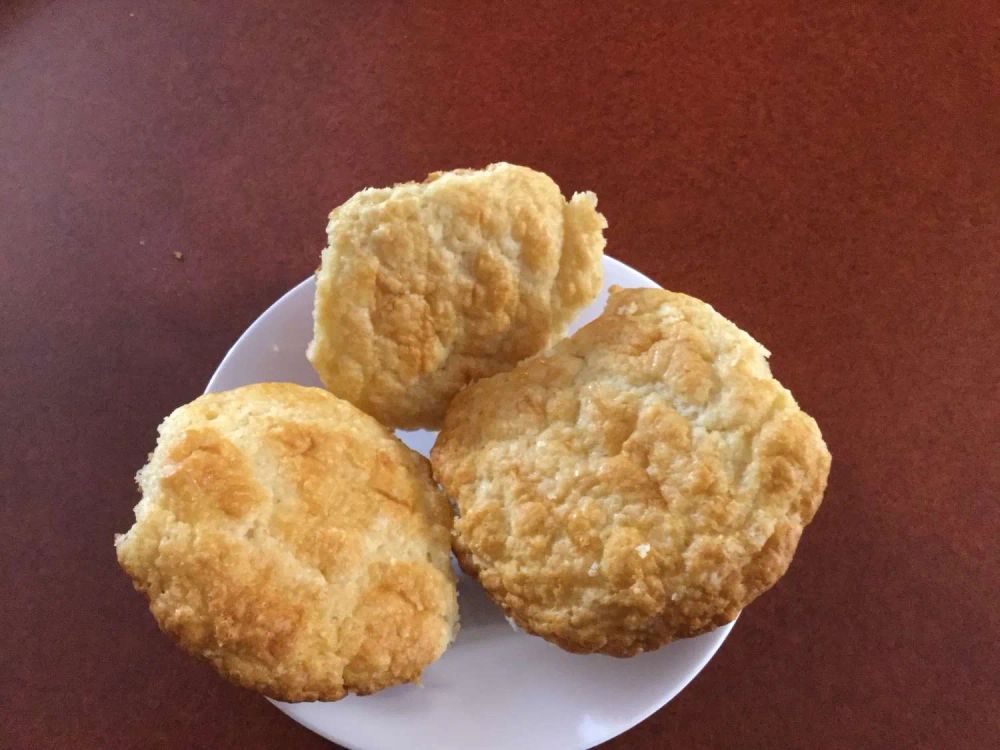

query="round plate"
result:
[206,256,735,750]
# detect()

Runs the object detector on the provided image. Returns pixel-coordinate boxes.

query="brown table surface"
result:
[3,1,998,748]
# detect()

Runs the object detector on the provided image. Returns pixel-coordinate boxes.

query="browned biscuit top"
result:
[433,287,830,655]
[116,383,458,701]
[308,162,606,429]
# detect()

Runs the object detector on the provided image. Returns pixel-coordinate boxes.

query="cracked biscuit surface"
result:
[307,162,606,429]
[116,383,458,701]
[432,287,830,656]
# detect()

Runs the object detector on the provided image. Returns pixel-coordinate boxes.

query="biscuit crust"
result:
[433,287,830,656]
[307,163,606,429]
[116,383,458,701]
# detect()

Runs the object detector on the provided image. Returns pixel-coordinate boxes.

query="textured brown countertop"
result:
[2,1,998,748]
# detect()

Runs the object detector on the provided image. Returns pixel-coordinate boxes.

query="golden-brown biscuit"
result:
[307,162,606,429]
[432,287,831,656]
[116,383,458,701]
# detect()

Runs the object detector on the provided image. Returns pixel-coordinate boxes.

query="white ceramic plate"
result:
[206,256,735,750]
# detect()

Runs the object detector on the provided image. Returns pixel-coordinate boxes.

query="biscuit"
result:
[432,287,830,656]
[307,162,606,429]
[116,383,458,701]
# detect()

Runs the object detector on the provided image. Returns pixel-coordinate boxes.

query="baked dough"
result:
[307,162,606,428]
[432,287,830,656]
[116,383,458,700]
